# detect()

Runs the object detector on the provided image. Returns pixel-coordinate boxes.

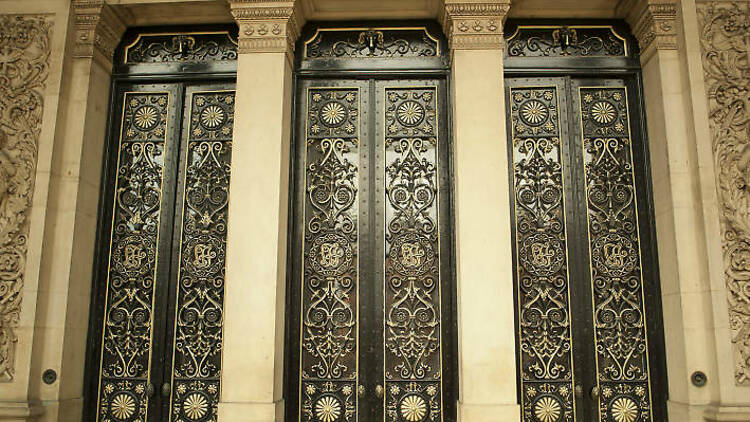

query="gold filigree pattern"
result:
[696,1,750,385]
[124,32,238,63]
[0,14,51,382]
[578,87,653,422]
[97,92,170,422]
[300,88,359,422]
[168,91,234,422]
[510,87,574,422]
[384,87,442,422]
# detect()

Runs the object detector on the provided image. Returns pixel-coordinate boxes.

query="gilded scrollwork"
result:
[301,88,359,421]
[384,87,442,422]
[97,92,170,422]
[0,13,51,383]
[506,26,627,57]
[304,29,439,58]
[124,32,238,64]
[696,0,750,385]
[169,91,235,422]
[510,87,575,422]
[578,87,653,422]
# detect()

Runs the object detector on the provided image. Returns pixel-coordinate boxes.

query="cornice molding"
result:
[228,1,303,60]
[441,2,510,51]
[72,0,128,63]
[626,0,678,58]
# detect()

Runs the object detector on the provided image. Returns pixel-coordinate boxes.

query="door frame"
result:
[503,19,669,422]
[82,24,238,422]
[284,21,459,421]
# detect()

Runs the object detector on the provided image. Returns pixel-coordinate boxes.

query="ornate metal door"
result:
[87,81,235,422]
[506,75,666,422]
[287,76,456,422]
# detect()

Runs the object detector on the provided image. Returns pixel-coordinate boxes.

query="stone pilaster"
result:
[229,0,303,64]
[72,0,128,69]
[442,1,510,51]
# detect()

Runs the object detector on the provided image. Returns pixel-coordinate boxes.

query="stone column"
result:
[34,2,127,421]
[442,2,520,420]
[624,1,720,421]
[220,2,301,421]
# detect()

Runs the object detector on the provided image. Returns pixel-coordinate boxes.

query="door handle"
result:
[375,384,384,398]
[358,385,365,398]
[590,386,599,400]
[574,383,583,398]
[161,382,171,398]
[146,383,155,398]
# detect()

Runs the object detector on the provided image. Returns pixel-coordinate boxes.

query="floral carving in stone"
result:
[697,1,750,385]
[0,14,52,382]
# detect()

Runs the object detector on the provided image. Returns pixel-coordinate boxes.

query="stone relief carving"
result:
[442,2,510,50]
[0,14,52,382]
[697,1,750,385]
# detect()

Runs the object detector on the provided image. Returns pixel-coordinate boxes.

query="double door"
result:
[288,78,456,422]
[507,76,664,422]
[90,81,235,422]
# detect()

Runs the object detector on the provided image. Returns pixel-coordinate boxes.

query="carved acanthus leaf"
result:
[442,2,510,50]
[0,14,52,382]
[697,1,750,386]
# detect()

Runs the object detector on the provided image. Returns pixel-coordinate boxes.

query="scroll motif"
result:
[578,87,653,422]
[300,88,359,422]
[696,1,750,385]
[506,26,627,57]
[124,32,238,64]
[0,14,51,382]
[97,92,170,422]
[169,91,235,422]
[305,28,438,58]
[509,87,575,422]
[384,87,442,422]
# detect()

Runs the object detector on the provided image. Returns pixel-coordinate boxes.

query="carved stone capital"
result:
[441,2,510,51]
[627,1,678,57]
[72,0,128,63]
[229,1,303,59]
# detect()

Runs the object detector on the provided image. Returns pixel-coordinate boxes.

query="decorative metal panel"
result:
[506,26,627,57]
[124,32,238,64]
[509,86,576,422]
[300,88,360,422]
[304,28,439,59]
[383,87,442,422]
[168,91,235,422]
[97,92,170,422]
[578,87,653,422]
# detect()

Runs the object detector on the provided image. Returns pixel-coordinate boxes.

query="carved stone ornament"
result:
[627,1,678,58]
[229,1,303,58]
[442,2,510,50]
[72,0,127,61]
[696,1,750,385]
[0,14,52,382]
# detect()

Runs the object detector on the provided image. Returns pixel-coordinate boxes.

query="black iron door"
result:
[89,81,235,422]
[506,76,665,422]
[287,77,456,422]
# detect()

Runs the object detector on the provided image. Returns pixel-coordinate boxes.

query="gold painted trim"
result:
[123,31,238,64]
[505,25,628,57]
[302,27,440,58]
[577,85,654,422]
[167,89,235,422]
[95,90,171,422]
[509,84,578,422]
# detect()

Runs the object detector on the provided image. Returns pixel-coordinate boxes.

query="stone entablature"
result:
[72,0,128,64]
[622,0,678,59]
